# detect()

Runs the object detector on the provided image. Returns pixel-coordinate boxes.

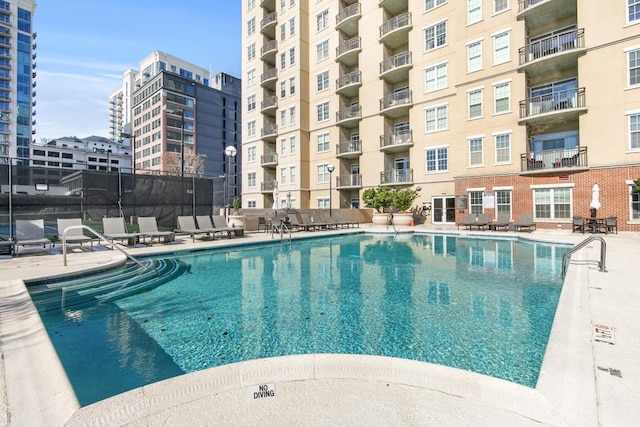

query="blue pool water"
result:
[33,234,569,406]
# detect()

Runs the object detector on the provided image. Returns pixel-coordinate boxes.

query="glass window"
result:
[317,70,329,91]
[316,9,329,31]
[247,146,256,162]
[280,167,287,184]
[425,105,448,132]
[280,24,286,41]
[289,47,295,65]
[289,106,296,124]
[425,21,447,51]
[289,17,295,36]
[247,120,256,137]
[317,132,330,152]
[317,164,330,183]
[469,138,483,166]
[248,172,256,187]
[280,138,287,155]
[289,77,296,95]
[468,0,482,24]
[280,81,287,98]
[426,146,448,172]
[494,82,510,113]
[493,31,509,64]
[248,0,256,10]
[494,0,508,13]
[289,166,296,184]
[425,0,446,12]
[631,184,640,220]
[468,40,482,72]
[247,17,255,35]
[316,40,329,61]
[425,62,447,92]
[247,94,256,111]
[290,136,296,154]
[534,188,572,220]
[468,89,483,118]
[247,69,256,85]
[629,49,640,86]
[496,190,511,217]
[495,133,511,163]
[317,102,329,122]
[247,43,256,61]
[629,0,640,23]
[629,113,640,150]
[469,191,483,214]
[280,52,286,70]
[280,110,286,126]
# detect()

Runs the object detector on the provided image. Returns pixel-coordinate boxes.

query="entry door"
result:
[432,197,456,224]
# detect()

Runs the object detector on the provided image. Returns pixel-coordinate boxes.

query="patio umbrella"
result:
[590,183,601,216]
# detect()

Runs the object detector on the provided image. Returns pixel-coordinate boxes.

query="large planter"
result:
[227,215,246,229]
[372,212,392,225]
[392,212,414,226]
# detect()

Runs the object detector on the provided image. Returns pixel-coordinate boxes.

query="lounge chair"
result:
[492,213,511,231]
[474,213,490,230]
[316,212,340,229]
[197,215,231,239]
[57,218,94,250]
[0,234,16,256]
[572,216,585,234]
[177,216,214,242]
[297,213,319,231]
[458,213,476,230]
[212,215,237,238]
[333,213,359,228]
[137,217,175,244]
[515,213,537,232]
[15,219,53,255]
[102,217,142,246]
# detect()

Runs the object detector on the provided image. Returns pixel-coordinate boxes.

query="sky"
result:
[33,0,242,141]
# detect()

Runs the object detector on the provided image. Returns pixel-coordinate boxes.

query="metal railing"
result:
[336,37,361,57]
[519,28,585,66]
[561,235,607,278]
[520,146,587,172]
[380,51,412,74]
[336,70,361,91]
[271,218,291,242]
[336,2,360,26]
[519,87,586,119]
[379,12,411,38]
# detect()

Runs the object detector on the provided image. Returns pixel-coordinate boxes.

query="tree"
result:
[362,186,393,213]
[162,151,205,176]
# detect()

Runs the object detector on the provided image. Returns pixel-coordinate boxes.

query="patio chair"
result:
[492,213,511,231]
[515,213,537,232]
[458,213,476,230]
[197,215,231,239]
[257,216,269,233]
[605,217,618,234]
[15,219,53,255]
[473,213,490,231]
[297,213,319,231]
[334,212,359,228]
[57,218,94,250]
[102,217,142,246]
[572,216,585,234]
[316,212,340,229]
[211,215,237,238]
[177,216,214,242]
[137,217,175,244]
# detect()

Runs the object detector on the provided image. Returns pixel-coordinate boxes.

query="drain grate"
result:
[593,323,615,345]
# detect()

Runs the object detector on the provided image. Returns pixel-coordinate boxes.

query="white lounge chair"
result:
[57,218,94,250]
[15,219,53,255]
[177,216,214,242]
[137,217,175,244]
[102,217,142,246]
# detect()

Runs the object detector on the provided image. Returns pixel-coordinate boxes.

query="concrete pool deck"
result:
[1,225,639,426]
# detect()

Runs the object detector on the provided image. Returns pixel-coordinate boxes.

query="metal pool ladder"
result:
[561,235,607,278]
[271,219,292,243]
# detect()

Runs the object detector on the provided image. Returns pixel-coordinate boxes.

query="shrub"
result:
[362,186,393,213]
[390,187,418,213]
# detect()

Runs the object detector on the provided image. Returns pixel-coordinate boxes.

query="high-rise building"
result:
[109,51,242,203]
[242,0,640,230]
[0,0,37,164]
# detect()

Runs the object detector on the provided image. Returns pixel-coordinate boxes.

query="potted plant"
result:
[362,186,393,225]
[390,187,419,226]
[227,196,246,230]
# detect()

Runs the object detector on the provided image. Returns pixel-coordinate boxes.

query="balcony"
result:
[380,169,413,186]
[520,146,588,174]
[336,3,361,37]
[379,90,412,118]
[380,130,413,153]
[379,12,411,49]
[518,87,586,125]
[336,139,362,159]
[517,0,576,28]
[260,11,277,37]
[261,180,278,193]
[379,51,412,83]
[261,152,278,168]
[261,95,278,115]
[336,105,362,127]
[335,37,361,67]
[261,123,278,141]
[260,67,277,88]
[336,174,362,189]
[260,0,275,12]
[518,29,585,76]
[260,39,277,63]
[379,0,408,16]
[336,70,361,97]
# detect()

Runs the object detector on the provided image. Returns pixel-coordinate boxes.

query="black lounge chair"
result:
[515,213,537,232]
[572,216,585,234]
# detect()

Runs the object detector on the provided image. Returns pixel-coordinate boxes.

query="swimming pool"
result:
[32,233,569,406]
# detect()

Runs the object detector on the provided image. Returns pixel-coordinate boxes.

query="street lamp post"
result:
[224,145,237,217]
[327,163,335,217]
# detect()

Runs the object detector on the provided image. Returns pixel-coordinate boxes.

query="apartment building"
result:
[242,0,640,230]
[109,51,242,203]
[0,0,36,163]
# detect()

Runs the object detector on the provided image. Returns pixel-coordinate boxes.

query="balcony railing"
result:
[519,87,585,118]
[380,130,413,149]
[260,11,277,31]
[260,40,277,57]
[261,95,278,111]
[261,180,278,192]
[261,152,278,166]
[518,0,547,13]
[336,139,362,156]
[336,37,361,57]
[261,124,278,138]
[379,12,411,38]
[336,105,361,123]
[261,67,277,85]
[520,146,588,172]
[380,169,413,185]
[380,51,412,75]
[336,174,362,188]
[336,3,360,26]
[519,28,585,66]
[380,90,412,111]
[336,70,361,91]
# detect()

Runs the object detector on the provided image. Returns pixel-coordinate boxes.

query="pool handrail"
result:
[561,235,607,278]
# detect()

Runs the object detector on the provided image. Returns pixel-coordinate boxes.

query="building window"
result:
[317,102,329,122]
[289,166,296,184]
[317,198,330,209]
[247,69,256,86]
[425,0,446,12]
[247,94,256,111]
[467,40,483,72]
[248,0,256,10]
[289,106,296,124]
[468,89,483,119]
[317,132,330,152]
[631,184,640,220]
[247,120,256,137]
[468,0,482,24]
[534,188,572,220]
[469,191,483,214]
[247,17,255,35]
[290,136,296,154]
[289,17,295,36]
[629,0,640,23]
[496,190,512,217]
[280,138,287,155]
[280,0,286,11]
[317,164,331,183]
[280,23,286,41]
[493,31,510,64]
[248,200,256,208]
[494,0,508,13]
[280,81,287,98]
[425,62,447,92]
[629,113,640,150]
[316,9,329,31]
[628,49,640,86]
[247,172,256,187]
[469,137,483,166]
[494,82,510,113]
[425,104,448,132]
[316,40,329,61]
[280,52,286,70]
[247,43,256,61]
[289,47,295,65]
[289,77,296,95]
[424,21,447,52]
[280,110,286,127]
[247,146,256,162]
[280,167,287,185]
[317,70,329,92]
[425,146,448,172]
[495,133,511,163]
